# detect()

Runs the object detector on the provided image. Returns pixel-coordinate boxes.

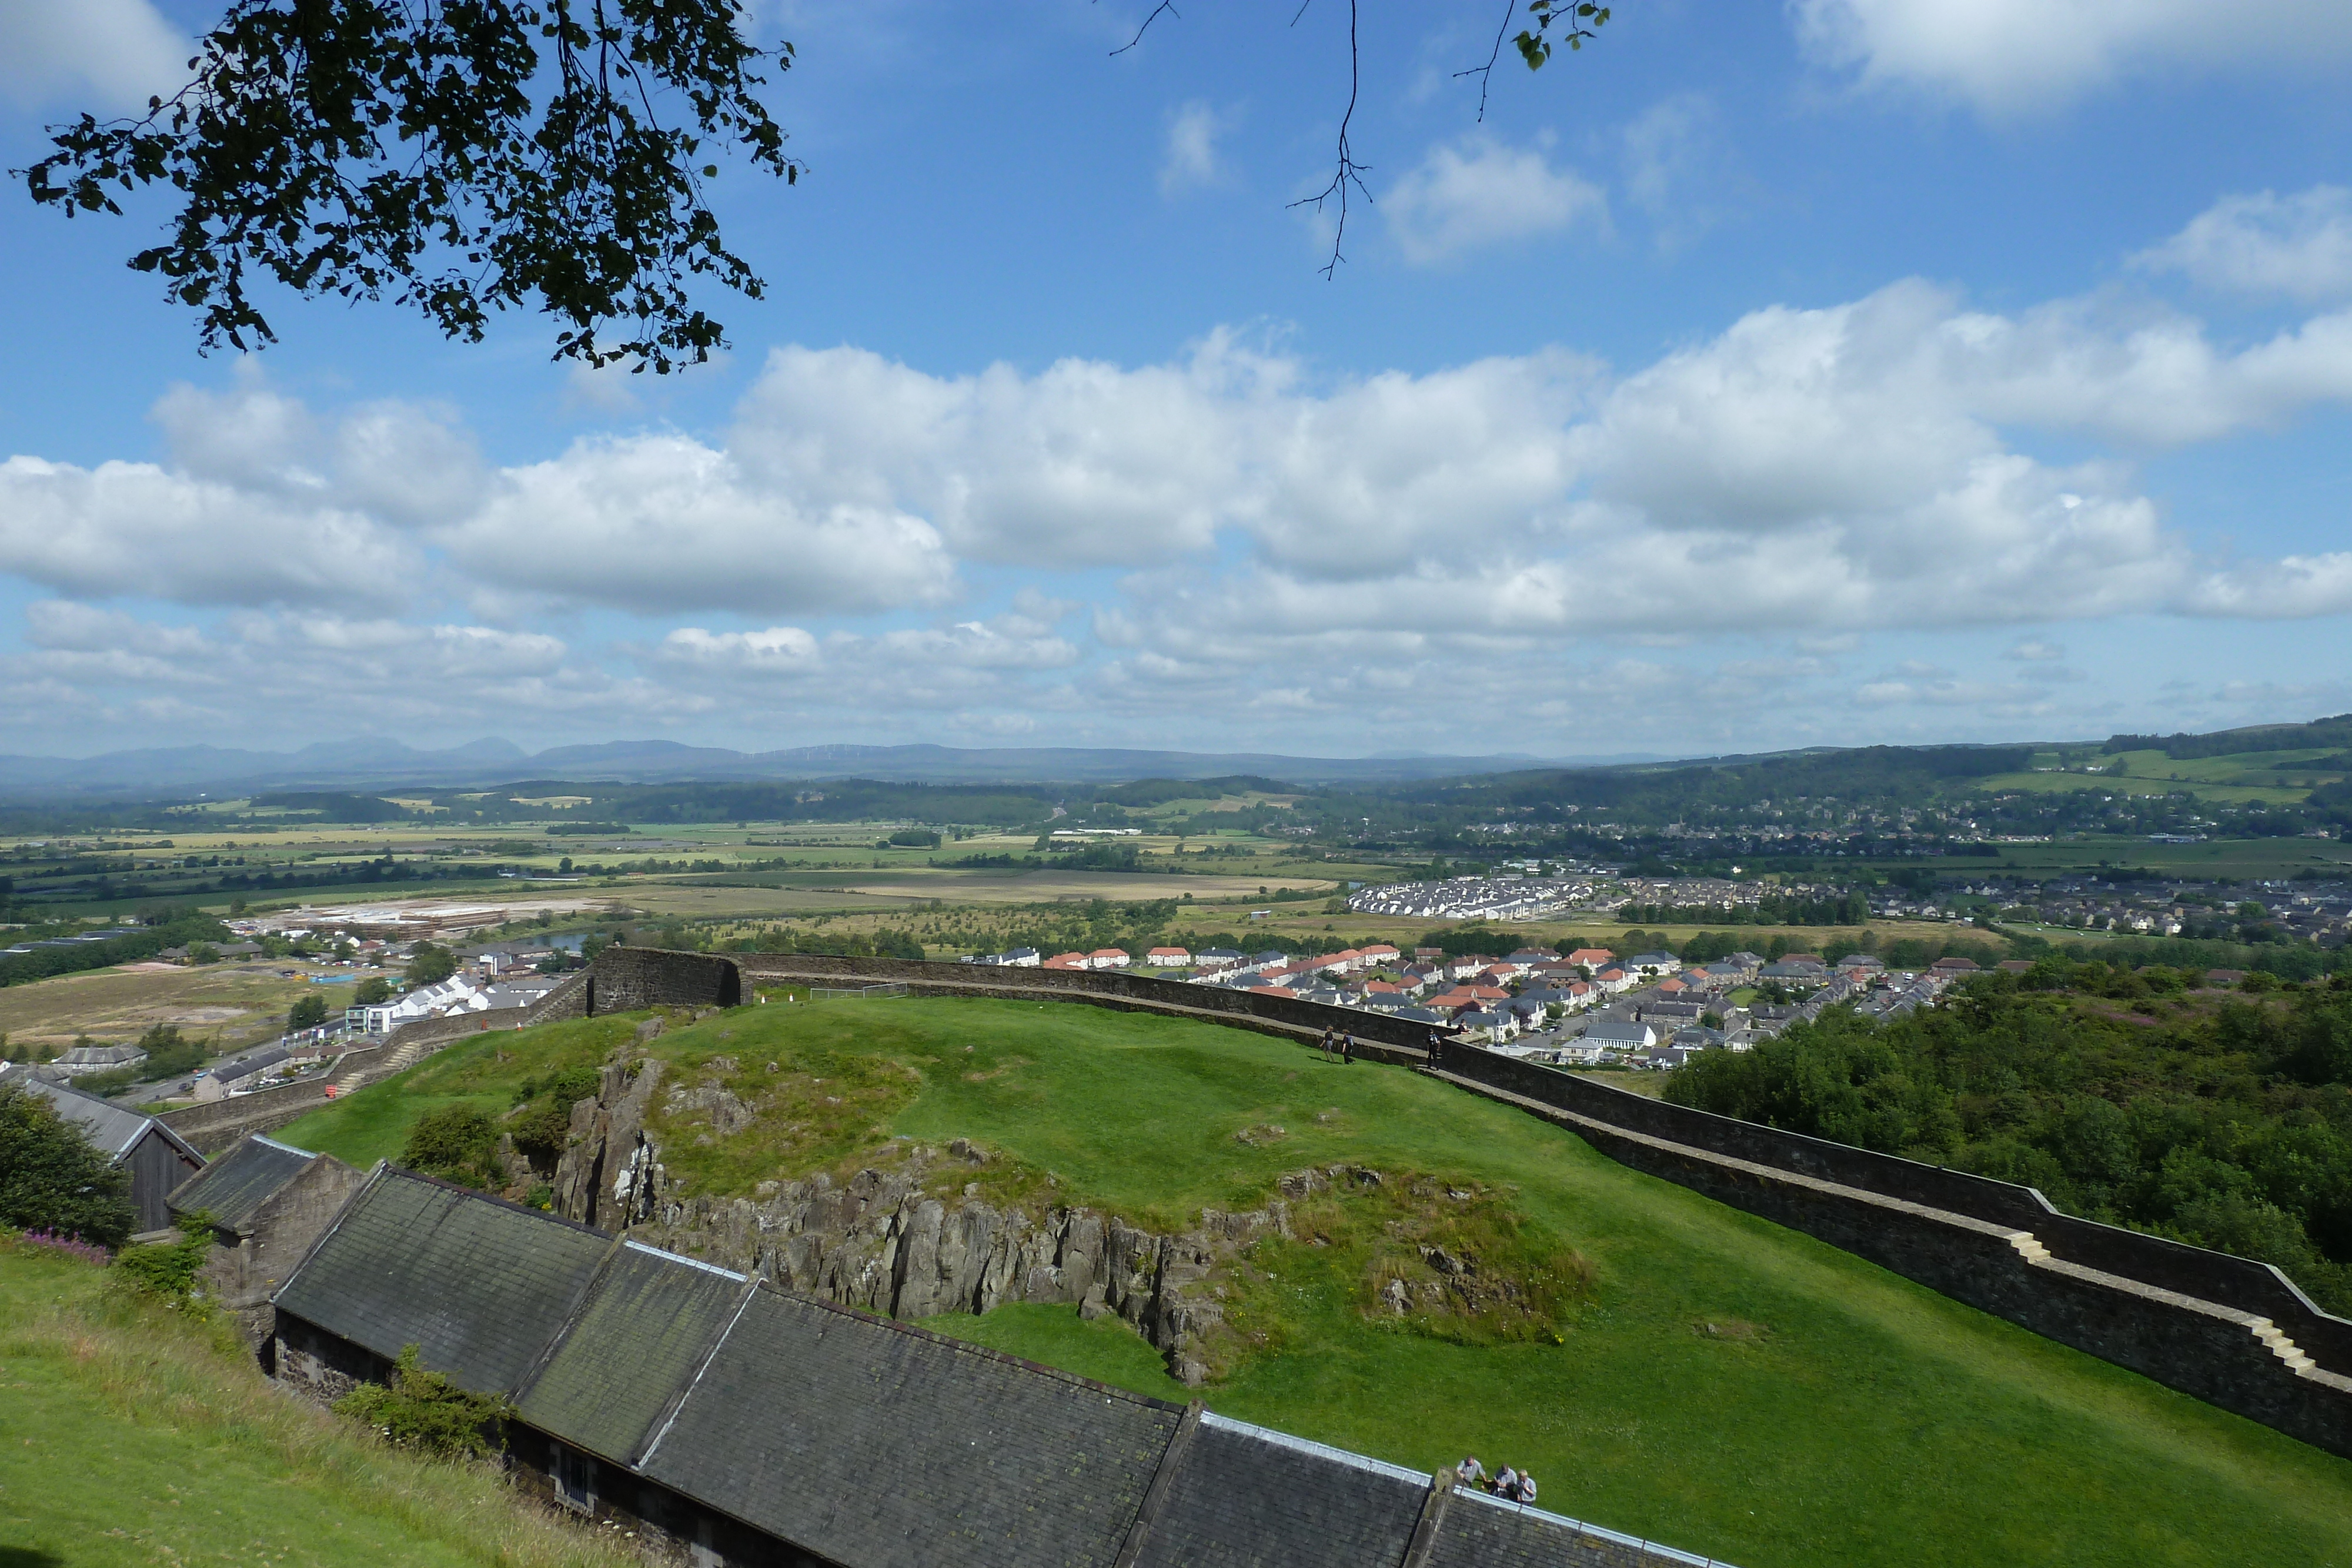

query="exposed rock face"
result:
[551,1049,668,1229]
[628,1151,1286,1386]
[550,1027,1301,1383]
[548,1025,1485,1384]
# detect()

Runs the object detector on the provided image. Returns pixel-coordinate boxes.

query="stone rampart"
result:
[161,1045,392,1152]
[1435,1046,2352,1385]
[592,946,741,1013]
[161,999,552,1153]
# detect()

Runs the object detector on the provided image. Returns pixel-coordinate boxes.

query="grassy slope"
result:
[278,1014,648,1168]
[277,998,2352,1568]
[0,1241,632,1568]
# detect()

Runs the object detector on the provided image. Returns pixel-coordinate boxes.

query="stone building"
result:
[271,1166,1725,1568]
[166,1134,366,1342]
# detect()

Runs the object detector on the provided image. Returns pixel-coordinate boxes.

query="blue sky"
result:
[2,0,2350,762]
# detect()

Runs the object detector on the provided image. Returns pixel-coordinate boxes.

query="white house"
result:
[353,975,485,1035]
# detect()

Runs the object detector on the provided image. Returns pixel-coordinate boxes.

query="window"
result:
[554,1447,594,1513]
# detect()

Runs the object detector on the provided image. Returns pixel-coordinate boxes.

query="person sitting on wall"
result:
[1492,1465,1518,1497]
[1455,1456,1486,1490]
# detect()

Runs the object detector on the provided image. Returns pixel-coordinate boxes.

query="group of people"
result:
[1455,1456,1538,1506]
[1318,1027,1356,1064]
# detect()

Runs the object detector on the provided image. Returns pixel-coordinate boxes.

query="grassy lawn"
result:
[277,1014,647,1168]
[0,1240,631,1568]
[276,995,2352,1568]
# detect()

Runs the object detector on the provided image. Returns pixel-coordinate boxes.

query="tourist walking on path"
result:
[1341,1031,1356,1065]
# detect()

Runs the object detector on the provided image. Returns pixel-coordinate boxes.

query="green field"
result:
[278,996,2352,1568]
[0,1239,630,1568]
[1977,745,2348,807]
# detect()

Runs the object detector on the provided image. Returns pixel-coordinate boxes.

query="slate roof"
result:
[169,1134,316,1234]
[273,1167,612,1393]
[517,1242,751,1468]
[1130,1413,1429,1568]
[641,1287,1181,1568]
[1428,1486,1722,1566]
[271,1174,1738,1568]
[6,1071,199,1164]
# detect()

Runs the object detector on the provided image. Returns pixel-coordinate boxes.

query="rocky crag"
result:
[546,1016,1337,1385]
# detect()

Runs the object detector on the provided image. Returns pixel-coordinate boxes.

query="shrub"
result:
[507,1104,573,1170]
[111,1212,216,1310]
[335,1344,511,1460]
[400,1105,502,1188]
[0,1082,134,1248]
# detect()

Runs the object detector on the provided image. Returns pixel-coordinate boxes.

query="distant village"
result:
[19,904,589,1104]
[963,935,1972,1070]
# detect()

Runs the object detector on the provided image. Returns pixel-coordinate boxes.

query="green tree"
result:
[0,1082,135,1248]
[405,943,456,985]
[23,0,799,374]
[353,975,392,1007]
[287,993,330,1031]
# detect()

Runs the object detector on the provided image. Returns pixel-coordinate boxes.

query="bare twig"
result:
[1105,0,1180,57]
[1284,0,1368,279]
[1453,1,1518,123]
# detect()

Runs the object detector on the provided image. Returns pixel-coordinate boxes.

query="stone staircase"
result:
[340,1035,432,1089]
[2250,1318,2320,1375]
[2006,1231,2331,1382]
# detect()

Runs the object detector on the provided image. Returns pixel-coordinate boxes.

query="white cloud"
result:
[657,625,824,674]
[726,339,1279,566]
[442,433,956,616]
[0,0,185,112]
[1384,134,1607,265]
[1619,93,1736,250]
[2004,638,2066,661]
[1160,101,1228,195]
[0,454,415,606]
[1792,0,2352,115]
[2135,187,2352,303]
[2177,554,2352,618]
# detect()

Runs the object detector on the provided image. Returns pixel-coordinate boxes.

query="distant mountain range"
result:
[0,738,1675,801]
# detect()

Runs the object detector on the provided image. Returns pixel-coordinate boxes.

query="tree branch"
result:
[1105,0,1179,58]
[1453,1,1518,123]
[1284,0,1368,280]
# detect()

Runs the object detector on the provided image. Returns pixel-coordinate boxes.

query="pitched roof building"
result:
[269,1168,1727,1568]
[3,1068,203,1232]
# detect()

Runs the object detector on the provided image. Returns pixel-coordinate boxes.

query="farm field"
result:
[0,961,342,1057]
[1977,746,2347,807]
[0,1239,632,1568]
[278,996,2352,1568]
[1984,835,2352,880]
